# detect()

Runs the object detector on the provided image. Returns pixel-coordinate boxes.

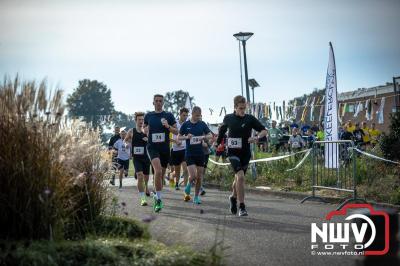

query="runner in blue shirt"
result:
[179,106,213,204]
[144,94,178,212]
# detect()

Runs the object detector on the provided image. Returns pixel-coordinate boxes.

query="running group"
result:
[108,95,268,217]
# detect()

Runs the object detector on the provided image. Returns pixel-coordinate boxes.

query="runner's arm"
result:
[216,117,228,145]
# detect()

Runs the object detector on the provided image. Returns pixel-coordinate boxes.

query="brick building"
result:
[294,82,398,133]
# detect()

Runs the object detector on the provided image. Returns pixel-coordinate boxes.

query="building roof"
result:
[338,83,395,101]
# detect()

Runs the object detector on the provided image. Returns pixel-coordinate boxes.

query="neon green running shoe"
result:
[153,198,163,212]
[140,196,147,206]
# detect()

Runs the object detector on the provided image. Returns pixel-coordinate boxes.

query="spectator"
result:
[361,121,371,147]
[305,129,316,148]
[347,120,356,133]
[352,123,365,149]
[340,125,354,141]
[301,124,311,135]
[369,122,381,148]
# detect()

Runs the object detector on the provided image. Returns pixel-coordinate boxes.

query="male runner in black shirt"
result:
[217,96,268,216]
[144,94,178,212]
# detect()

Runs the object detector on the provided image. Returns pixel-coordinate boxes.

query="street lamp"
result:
[248,78,260,106]
[234,32,254,105]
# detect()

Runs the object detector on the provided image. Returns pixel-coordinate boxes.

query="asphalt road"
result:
[113,177,392,266]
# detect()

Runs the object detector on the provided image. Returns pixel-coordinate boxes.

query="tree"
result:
[112,111,135,129]
[380,111,400,161]
[164,90,195,118]
[67,79,115,128]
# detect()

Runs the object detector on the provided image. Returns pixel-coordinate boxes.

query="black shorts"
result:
[186,155,205,167]
[117,158,129,171]
[204,154,209,168]
[170,149,186,166]
[147,145,170,168]
[228,153,251,174]
[133,158,150,175]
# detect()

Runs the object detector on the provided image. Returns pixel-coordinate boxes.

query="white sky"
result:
[1,0,399,123]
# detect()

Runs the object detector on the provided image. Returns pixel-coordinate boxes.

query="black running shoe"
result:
[145,191,151,197]
[229,196,237,215]
[110,179,115,186]
[239,208,248,217]
[200,187,206,196]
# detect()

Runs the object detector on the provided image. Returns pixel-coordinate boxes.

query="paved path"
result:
[113,177,367,266]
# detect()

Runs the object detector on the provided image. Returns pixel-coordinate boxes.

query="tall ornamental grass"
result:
[0,76,111,240]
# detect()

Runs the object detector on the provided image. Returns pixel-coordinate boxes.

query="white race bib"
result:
[292,141,300,148]
[190,136,202,145]
[152,133,165,143]
[227,138,242,149]
[133,147,144,155]
[270,134,276,138]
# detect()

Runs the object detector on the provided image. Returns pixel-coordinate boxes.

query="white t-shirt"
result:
[172,119,186,151]
[113,139,131,160]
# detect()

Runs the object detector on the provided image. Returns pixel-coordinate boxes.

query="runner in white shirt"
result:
[170,108,189,190]
[113,130,132,190]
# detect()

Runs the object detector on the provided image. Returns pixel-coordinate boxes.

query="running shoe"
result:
[229,195,237,215]
[239,207,248,217]
[193,196,202,205]
[184,193,191,202]
[140,196,148,206]
[175,184,180,190]
[184,184,191,195]
[200,187,206,196]
[153,198,163,212]
[145,191,151,197]
[110,178,115,186]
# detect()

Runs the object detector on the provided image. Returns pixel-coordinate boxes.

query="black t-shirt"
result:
[144,111,176,151]
[108,134,121,153]
[340,131,354,141]
[131,128,149,161]
[353,129,365,143]
[217,113,266,156]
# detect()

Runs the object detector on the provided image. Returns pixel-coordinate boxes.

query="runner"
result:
[179,106,212,204]
[170,107,189,190]
[113,129,132,190]
[215,125,227,162]
[217,96,267,216]
[144,94,178,212]
[268,120,283,154]
[131,112,151,206]
[200,134,212,196]
[108,126,121,185]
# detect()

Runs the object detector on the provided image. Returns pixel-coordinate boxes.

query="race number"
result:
[152,133,165,143]
[292,141,300,148]
[133,147,144,155]
[270,134,276,138]
[227,138,242,149]
[190,136,202,145]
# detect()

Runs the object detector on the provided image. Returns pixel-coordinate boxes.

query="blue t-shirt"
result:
[144,111,176,151]
[180,120,211,157]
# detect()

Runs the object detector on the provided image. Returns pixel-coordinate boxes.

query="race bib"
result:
[190,136,202,145]
[227,138,242,149]
[133,147,144,155]
[152,133,165,143]
[292,141,300,148]
[270,134,276,138]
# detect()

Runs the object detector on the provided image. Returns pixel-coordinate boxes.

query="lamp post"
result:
[248,78,260,107]
[234,32,253,105]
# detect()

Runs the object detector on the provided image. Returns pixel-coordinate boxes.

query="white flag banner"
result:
[324,42,339,169]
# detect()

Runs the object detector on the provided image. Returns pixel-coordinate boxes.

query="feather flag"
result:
[309,97,316,121]
[301,97,309,122]
[378,97,385,124]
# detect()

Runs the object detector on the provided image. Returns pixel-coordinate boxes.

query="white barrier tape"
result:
[353,148,400,165]
[208,149,311,167]
[286,149,312,171]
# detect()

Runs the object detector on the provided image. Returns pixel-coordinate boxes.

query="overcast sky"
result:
[1,0,399,123]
